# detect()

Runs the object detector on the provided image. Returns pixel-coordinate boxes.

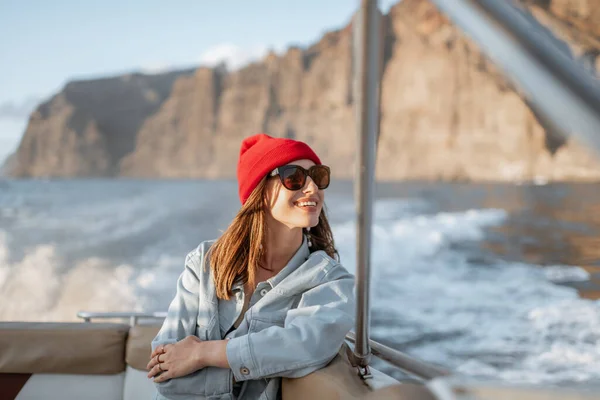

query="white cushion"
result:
[124,366,157,400]
[16,373,125,400]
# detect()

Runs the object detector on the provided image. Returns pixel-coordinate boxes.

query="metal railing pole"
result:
[346,332,450,380]
[76,311,167,326]
[351,0,383,370]
[429,0,600,153]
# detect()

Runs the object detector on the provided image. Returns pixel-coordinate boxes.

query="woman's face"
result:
[265,159,325,230]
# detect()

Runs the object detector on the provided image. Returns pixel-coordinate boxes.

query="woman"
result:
[147,133,356,400]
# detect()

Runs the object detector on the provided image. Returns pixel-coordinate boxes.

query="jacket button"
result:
[260,288,268,296]
[240,367,250,375]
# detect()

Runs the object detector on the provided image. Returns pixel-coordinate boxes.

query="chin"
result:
[306,217,320,228]
[293,218,318,229]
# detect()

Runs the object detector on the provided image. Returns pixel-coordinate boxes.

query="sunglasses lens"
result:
[281,167,305,190]
[310,166,330,189]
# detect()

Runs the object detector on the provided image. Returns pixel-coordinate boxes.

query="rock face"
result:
[375,0,600,182]
[9,70,192,177]
[6,0,600,181]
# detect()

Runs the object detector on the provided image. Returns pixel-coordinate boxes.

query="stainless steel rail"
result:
[77,311,167,326]
[429,0,600,154]
[351,0,383,371]
[346,332,450,380]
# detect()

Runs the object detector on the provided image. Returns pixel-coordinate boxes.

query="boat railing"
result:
[77,311,167,327]
[351,0,381,375]
[345,332,449,380]
[428,0,600,153]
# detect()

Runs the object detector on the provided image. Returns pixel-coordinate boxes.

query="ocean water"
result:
[1,178,599,386]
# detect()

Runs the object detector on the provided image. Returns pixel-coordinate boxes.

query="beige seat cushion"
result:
[0,322,129,375]
[283,353,372,400]
[125,324,161,371]
[283,345,436,400]
[363,384,436,399]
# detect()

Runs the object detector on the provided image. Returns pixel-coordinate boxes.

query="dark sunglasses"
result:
[269,165,331,191]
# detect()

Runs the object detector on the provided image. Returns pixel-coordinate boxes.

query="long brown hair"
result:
[206,177,338,300]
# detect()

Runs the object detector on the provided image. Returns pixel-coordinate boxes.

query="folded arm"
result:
[225,267,355,382]
[150,249,232,399]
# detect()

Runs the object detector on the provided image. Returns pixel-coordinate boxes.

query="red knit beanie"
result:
[237,133,321,205]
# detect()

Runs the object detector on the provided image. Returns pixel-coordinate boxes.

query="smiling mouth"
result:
[294,200,319,212]
[296,201,317,207]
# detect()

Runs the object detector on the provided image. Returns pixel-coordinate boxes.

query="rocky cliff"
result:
[8,70,192,177]
[6,0,600,181]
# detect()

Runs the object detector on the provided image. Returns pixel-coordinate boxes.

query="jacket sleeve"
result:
[151,247,232,399]
[152,251,202,347]
[226,265,355,381]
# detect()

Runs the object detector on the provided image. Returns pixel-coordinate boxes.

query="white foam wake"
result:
[331,200,600,385]
[0,230,145,321]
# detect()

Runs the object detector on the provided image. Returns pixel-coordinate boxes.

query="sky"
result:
[0,0,397,164]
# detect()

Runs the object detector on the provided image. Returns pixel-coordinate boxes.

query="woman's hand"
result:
[147,336,205,382]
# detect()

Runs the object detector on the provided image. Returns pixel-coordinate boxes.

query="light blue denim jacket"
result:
[151,237,355,400]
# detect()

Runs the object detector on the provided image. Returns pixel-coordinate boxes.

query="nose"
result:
[303,176,318,193]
